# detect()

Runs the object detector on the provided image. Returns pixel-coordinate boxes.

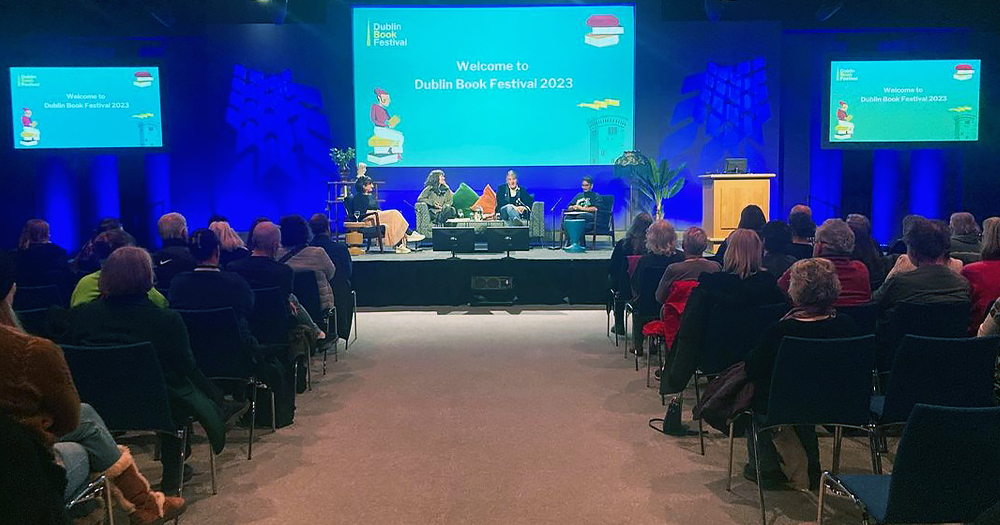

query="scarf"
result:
[781,304,836,321]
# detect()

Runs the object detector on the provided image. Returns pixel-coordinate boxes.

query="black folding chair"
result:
[623,265,668,368]
[61,342,216,497]
[15,308,50,337]
[13,284,63,310]
[177,308,275,461]
[293,271,338,374]
[344,194,386,253]
[820,404,1000,525]
[727,335,880,525]
[879,301,970,371]
[248,287,291,346]
[837,302,877,335]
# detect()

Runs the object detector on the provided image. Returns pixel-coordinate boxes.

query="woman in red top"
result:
[961,217,1000,334]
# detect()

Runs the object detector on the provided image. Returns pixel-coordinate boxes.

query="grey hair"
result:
[815,218,855,255]
[788,258,841,308]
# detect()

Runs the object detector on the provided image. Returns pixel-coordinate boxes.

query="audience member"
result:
[846,213,889,290]
[209,220,250,268]
[629,220,684,352]
[743,258,860,490]
[277,215,336,311]
[873,217,970,322]
[352,176,424,253]
[152,212,196,289]
[786,210,816,260]
[72,217,137,274]
[14,219,73,294]
[760,220,797,279]
[608,213,653,335]
[713,204,767,262]
[70,229,168,308]
[169,229,255,321]
[245,216,272,252]
[778,219,871,306]
[660,229,787,393]
[229,221,293,295]
[949,211,982,262]
[61,247,225,495]
[309,213,354,339]
[886,214,923,256]
[417,169,457,225]
[655,227,720,303]
[962,217,1000,333]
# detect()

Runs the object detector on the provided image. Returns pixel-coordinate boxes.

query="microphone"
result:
[549,197,563,213]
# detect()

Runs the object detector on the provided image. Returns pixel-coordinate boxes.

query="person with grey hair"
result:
[743,258,861,490]
[152,212,196,289]
[949,211,981,255]
[654,227,721,303]
[777,218,871,306]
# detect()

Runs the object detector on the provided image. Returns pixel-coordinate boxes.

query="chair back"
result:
[292,271,325,324]
[881,301,971,370]
[837,302,877,335]
[626,255,642,277]
[342,193,356,218]
[61,342,176,432]
[596,196,615,233]
[880,335,1000,423]
[13,285,63,310]
[884,404,1000,523]
[248,287,290,345]
[176,308,254,379]
[700,302,789,374]
[635,265,668,317]
[15,308,50,337]
[764,335,876,428]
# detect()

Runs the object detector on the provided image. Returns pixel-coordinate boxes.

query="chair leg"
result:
[634,337,641,372]
[104,476,115,525]
[209,447,217,495]
[623,308,631,359]
[270,390,276,432]
[726,422,736,492]
[176,428,187,496]
[751,418,767,525]
[817,472,828,525]
[645,341,652,387]
[831,426,843,476]
[867,425,882,474]
[248,382,257,461]
[694,373,705,455]
[349,291,358,348]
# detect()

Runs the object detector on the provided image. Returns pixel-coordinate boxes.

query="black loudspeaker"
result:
[470,276,514,306]
[471,276,513,291]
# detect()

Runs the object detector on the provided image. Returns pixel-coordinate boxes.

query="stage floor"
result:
[353,246,611,263]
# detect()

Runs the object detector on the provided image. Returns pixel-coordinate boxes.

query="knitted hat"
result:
[0,252,15,304]
[374,87,388,96]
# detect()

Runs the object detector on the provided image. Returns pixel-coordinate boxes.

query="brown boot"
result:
[106,446,187,525]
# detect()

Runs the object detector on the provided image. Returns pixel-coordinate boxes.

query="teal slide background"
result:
[10,66,163,149]
[829,59,980,143]
[352,5,635,167]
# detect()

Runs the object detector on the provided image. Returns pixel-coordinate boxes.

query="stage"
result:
[352,247,611,307]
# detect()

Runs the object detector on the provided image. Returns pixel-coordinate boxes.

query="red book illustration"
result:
[586,14,620,27]
[955,64,973,71]
[135,71,152,78]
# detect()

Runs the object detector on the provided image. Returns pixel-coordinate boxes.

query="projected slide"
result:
[352,5,635,167]
[828,60,980,144]
[10,67,163,149]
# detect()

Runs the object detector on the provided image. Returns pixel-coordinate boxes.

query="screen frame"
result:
[349,3,637,168]
[821,54,983,150]
[7,63,170,153]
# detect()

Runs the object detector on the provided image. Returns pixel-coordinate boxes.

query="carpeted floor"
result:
[131,309,878,524]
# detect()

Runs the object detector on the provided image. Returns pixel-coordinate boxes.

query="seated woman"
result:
[277,215,336,312]
[847,213,889,291]
[14,219,73,294]
[760,220,798,280]
[209,220,251,268]
[743,258,860,490]
[629,220,685,353]
[417,170,457,225]
[497,170,534,226]
[0,252,185,524]
[608,213,653,335]
[352,175,424,254]
[61,247,226,495]
[712,205,767,263]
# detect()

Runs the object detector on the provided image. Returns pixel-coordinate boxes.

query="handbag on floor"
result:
[649,396,698,436]
[691,361,754,435]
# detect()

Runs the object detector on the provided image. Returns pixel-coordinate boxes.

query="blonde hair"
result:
[981,217,1000,260]
[787,258,841,308]
[0,291,23,331]
[209,221,245,251]
[98,247,154,297]
[682,227,709,256]
[157,212,187,240]
[723,229,763,279]
[645,220,678,255]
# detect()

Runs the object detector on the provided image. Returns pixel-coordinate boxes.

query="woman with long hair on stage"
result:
[353,176,424,254]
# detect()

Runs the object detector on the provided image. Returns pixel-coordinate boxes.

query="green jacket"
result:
[62,294,226,453]
[416,185,454,210]
[70,271,168,308]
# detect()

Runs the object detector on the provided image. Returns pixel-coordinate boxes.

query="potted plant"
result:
[614,151,686,220]
[330,147,356,179]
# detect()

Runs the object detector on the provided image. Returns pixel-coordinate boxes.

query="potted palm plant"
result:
[615,151,686,220]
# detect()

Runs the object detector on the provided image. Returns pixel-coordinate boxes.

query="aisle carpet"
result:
[137,309,877,524]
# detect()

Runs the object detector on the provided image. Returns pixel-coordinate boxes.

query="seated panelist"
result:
[497,170,534,227]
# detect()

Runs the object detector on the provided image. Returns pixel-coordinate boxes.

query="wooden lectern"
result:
[700,173,775,247]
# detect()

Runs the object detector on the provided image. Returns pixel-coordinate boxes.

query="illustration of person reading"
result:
[835,100,854,139]
[19,107,40,147]
[367,87,403,165]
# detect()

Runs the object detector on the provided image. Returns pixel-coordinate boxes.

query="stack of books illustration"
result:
[585,15,623,48]
[367,116,402,165]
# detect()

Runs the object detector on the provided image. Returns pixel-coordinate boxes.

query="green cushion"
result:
[451,182,479,214]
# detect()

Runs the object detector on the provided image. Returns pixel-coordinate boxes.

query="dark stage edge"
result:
[352,248,610,307]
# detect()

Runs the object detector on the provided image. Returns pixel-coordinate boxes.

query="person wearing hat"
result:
[370,87,404,150]
[0,252,187,524]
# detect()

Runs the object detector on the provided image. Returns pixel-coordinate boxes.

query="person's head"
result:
[738,205,767,232]
[355,175,374,195]
[425,169,446,189]
[904,217,950,265]
[251,221,281,257]
[901,214,924,237]
[760,220,792,254]
[207,214,228,225]
[506,170,518,189]
[723,229,764,279]
[356,162,368,178]
[0,251,19,330]
[581,176,594,193]
[22,107,31,118]
[246,216,271,250]
[279,215,310,247]
[98,246,154,297]
[814,219,855,257]
[949,212,980,236]
[788,211,816,240]
[681,227,710,257]
[308,213,332,238]
[846,213,872,237]
[93,229,135,262]
[97,217,123,234]
[839,101,847,110]
[790,204,812,218]
[18,219,51,250]
[787,258,841,310]
[188,228,221,265]
[209,221,245,252]
[157,212,188,241]
[645,220,678,256]
[626,213,654,253]
[981,218,1000,260]
[375,88,390,106]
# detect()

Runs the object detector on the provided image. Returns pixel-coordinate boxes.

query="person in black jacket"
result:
[14,219,73,297]
[608,213,653,335]
[168,229,255,323]
[760,220,798,279]
[497,170,534,226]
[630,220,685,353]
[152,213,196,290]
[351,176,423,253]
[309,213,354,339]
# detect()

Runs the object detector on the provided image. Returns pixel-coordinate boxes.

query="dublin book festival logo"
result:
[953,63,975,81]
[584,15,623,48]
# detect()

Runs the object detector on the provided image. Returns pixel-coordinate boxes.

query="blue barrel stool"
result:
[564,218,587,253]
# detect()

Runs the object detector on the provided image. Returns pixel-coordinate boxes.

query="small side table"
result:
[343,221,367,256]
[564,218,587,253]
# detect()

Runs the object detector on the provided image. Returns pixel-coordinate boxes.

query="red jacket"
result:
[778,256,872,306]
[960,259,1000,334]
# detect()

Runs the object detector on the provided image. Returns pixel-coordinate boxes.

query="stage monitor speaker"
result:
[471,275,515,306]
[471,276,513,291]
[485,227,529,253]
[432,227,476,253]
